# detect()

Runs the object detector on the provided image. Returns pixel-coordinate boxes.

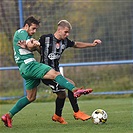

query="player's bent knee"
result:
[27,96,36,102]
[57,91,66,99]
[44,69,61,80]
[53,71,61,78]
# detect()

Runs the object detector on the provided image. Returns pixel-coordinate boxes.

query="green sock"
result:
[9,96,30,118]
[55,75,75,91]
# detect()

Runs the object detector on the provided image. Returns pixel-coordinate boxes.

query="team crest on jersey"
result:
[56,43,60,49]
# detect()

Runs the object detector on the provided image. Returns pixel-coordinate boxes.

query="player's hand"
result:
[27,38,40,51]
[17,38,40,51]
[92,39,102,46]
[17,40,27,48]
[30,38,40,47]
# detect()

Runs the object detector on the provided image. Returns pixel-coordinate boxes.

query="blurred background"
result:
[0,0,133,100]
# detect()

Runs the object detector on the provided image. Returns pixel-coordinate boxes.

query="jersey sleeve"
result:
[66,38,75,48]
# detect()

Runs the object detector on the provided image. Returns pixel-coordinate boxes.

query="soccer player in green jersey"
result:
[1,16,92,128]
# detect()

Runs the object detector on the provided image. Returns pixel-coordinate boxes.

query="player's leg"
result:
[42,79,67,124]
[9,87,37,116]
[43,66,93,97]
[28,62,75,92]
[1,87,37,128]
[68,90,79,112]
[27,62,91,95]
[1,73,40,128]
[52,91,68,124]
[25,61,92,97]
[43,69,76,91]
[68,90,91,121]
[66,78,91,121]
[55,91,66,117]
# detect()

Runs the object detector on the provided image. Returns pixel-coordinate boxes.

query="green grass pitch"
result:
[0,98,132,133]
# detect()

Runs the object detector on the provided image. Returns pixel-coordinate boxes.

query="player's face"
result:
[59,27,70,40]
[26,23,39,36]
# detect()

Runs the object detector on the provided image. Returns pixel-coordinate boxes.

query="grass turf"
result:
[0,97,132,133]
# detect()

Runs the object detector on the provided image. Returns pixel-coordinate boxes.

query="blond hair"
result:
[57,20,72,30]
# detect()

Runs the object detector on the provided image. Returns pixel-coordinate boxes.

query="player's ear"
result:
[25,24,29,30]
[57,26,62,31]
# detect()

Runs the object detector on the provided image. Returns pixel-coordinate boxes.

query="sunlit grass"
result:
[0,98,132,133]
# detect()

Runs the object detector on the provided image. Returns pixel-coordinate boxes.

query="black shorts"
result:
[42,79,65,93]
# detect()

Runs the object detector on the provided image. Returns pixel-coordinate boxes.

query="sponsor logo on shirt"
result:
[48,53,60,60]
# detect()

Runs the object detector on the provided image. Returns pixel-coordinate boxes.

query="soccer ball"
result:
[91,109,108,124]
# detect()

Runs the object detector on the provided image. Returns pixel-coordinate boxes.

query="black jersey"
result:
[39,34,75,71]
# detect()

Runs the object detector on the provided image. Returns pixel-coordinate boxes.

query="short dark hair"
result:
[23,16,40,26]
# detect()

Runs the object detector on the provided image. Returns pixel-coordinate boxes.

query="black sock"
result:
[68,90,79,113]
[55,97,65,116]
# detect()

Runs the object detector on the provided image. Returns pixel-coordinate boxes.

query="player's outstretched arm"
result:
[17,38,41,52]
[74,39,102,48]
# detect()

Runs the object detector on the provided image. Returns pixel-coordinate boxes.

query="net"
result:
[0,0,133,99]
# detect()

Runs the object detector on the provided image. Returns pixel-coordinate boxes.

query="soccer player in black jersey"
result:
[39,20,101,124]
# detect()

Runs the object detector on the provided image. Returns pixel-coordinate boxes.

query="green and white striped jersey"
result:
[13,29,36,67]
